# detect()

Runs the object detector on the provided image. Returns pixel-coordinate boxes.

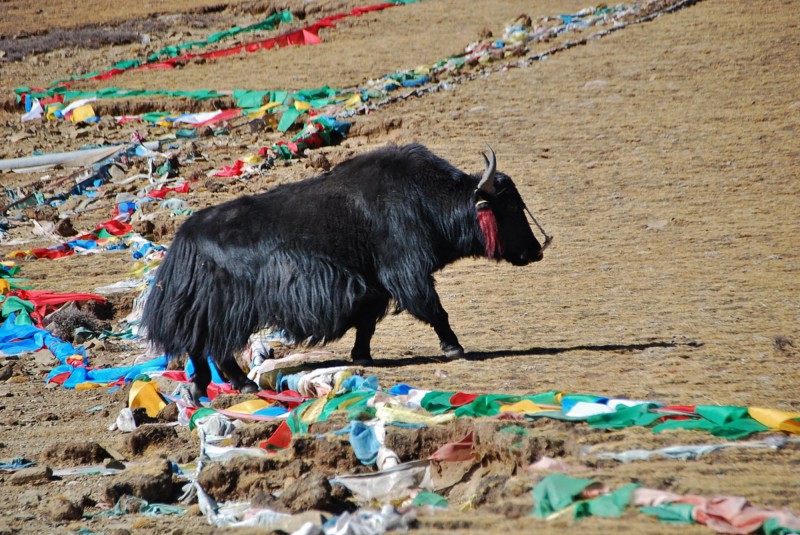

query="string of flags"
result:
[12,3,636,134]
[112,371,800,533]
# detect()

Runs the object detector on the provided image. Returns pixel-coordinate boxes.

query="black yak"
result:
[142,143,548,400]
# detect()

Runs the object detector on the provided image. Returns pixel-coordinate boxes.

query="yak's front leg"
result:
[403,277,465,359]
[187,351,212,404]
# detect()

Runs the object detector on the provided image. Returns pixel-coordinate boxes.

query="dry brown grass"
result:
[0,0,799,532]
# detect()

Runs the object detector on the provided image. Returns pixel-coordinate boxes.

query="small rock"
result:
[54,218,77,237]
[309,152,331,171]
[131,407,158,427]
[133,220,156,239]
[69,128,89,140]
[45,496,83,521]
[0,362,14,381]
[248,118,266,133]
[10,465,53,485]
[32,349,53,367]
[100,444,127,462]
[279,472,335,513]
[64,488,95,508]
[121,424,178,456]
[104,459,174,504]
[5,376,27,384]
[157,402,179,422]
[42,441,110,465]
[107,163,127,181]
[103,458,126,470]
[232,421,282,447]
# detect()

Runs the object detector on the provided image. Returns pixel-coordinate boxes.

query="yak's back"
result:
[267,143,466,200]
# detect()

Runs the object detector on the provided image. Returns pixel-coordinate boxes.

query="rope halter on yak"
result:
[475,145,552,260]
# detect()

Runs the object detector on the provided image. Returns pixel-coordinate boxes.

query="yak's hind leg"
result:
[350,292,391,365]
[219,356,259,393]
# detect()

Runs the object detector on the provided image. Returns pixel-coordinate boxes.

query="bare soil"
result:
[0,0,799,533]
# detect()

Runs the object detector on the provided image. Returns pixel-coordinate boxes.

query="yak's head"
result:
[474,147,550,266]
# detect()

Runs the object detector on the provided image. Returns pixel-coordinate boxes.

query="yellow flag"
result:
[499,399,547,414]
[70,104,96,123]
[748,407,800,434]
[226,399,272,414]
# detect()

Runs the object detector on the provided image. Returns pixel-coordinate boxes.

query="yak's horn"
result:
[477,145,496,195]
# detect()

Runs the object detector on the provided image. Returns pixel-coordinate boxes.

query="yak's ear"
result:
[477,145,496,196]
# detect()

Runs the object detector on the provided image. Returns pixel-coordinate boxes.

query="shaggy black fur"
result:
[142,144,542,398]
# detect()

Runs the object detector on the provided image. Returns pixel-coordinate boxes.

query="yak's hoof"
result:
[442,344,465,359]
[234,378,260,394]
[351,354,374,366]
[189,383,207,405]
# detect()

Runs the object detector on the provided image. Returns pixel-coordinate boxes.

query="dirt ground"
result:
[0,0,799,533]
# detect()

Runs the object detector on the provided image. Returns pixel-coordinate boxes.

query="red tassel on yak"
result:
[477,207,502,259]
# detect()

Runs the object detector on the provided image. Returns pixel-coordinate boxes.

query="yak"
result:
[142,143,548,400]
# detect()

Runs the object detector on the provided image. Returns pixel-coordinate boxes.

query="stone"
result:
[45,496,83,521]
[156,402,179,422]
[121,424,178,456]
[279,472,335,513]
[104,459,174,504]
[132,220,155,238]
[248,118,266,133]
[309,152,331,171]
[54,218,77,237]
[0,362,14,381]
[107,163,127,181]
[42,441,110,465]
[69,127,89,140]
[10,465,53,485]
[32,348,54,367]
[103,458,126,470]
[100,444,127,461]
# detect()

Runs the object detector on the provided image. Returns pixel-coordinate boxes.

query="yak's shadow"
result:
[316,340,703,369]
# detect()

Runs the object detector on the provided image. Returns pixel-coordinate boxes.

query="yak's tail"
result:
[140,233,251,361]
